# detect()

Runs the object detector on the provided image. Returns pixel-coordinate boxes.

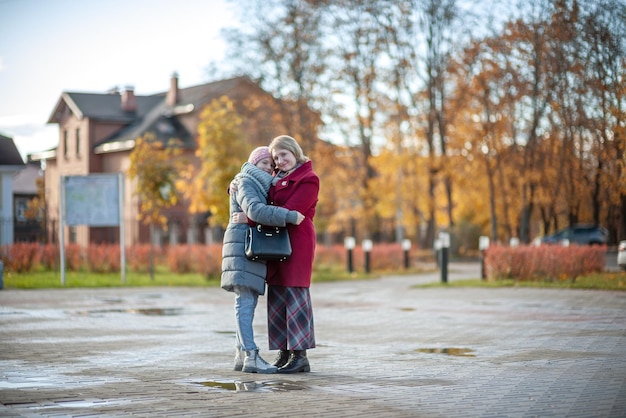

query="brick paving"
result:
[1,262,625,417]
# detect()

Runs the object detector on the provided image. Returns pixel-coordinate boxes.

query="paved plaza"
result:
[1,262,625,417]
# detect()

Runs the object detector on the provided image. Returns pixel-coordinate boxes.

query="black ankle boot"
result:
[272,349,291,368]
[277,350,310,373]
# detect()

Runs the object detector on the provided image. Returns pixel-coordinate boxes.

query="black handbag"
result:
[245,225,292,261]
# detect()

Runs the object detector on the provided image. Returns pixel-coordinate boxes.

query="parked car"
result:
[618,241,626,271]
[541,224,609,246]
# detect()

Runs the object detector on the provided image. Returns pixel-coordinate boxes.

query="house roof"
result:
[93,100,195,153]
[47,76,266,155]
[0,133,26,166]
[13,162,41,194]
[48,92,163,123]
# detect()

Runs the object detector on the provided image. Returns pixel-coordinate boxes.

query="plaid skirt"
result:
[267,286,316,350]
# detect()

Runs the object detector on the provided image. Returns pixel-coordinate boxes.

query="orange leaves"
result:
[181,96,247,226]
[128,134,186,229]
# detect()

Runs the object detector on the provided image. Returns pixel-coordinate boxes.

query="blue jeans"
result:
[234,286,259,351]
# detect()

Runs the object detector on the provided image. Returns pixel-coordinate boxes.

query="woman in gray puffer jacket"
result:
[221,146,304,374]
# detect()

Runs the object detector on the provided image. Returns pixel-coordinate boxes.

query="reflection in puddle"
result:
[75,308,183,316]
[416,348,476,357]
[10,399,130,409]
[0,310,24,316]
[96,297,123,304]
[131,308,182,316]
[197,379,307,392]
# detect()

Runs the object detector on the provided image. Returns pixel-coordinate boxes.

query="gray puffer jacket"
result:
[221,162,299,295]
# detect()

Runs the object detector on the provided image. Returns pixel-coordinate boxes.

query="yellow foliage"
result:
[127,134,186,229]
[179,96,247,227]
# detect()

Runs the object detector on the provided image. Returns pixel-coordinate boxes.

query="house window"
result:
[63,130,68,159]
[75,128,80,157]
[69,226,76,243]
[15,198,28,221]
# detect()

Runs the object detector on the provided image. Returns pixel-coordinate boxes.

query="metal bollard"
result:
[479,236,490,280]
[0,260,4,290]
[363,239,372,274]
[345,237,355,274]
[439,232,450,284]
[402,239,411,269]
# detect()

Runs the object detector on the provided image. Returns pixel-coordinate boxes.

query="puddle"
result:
[74,308,183,316]
[0,310,25,316]
[95,297,123,304]
[130,308,182,316]
[0,380,56,389]
[7,398,130,409]
[197,379,307,392]
[48,400,113,408]
[415,347,476,357]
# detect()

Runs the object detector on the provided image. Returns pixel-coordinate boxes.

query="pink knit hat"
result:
[248,146,272,166]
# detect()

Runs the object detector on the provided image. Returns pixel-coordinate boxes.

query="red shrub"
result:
[0,243,41,273]
[167,245,196,273]
[86,244,120,273]
[485,244,606,281]
[126,244,163,273]
[314,245,345,267]
[64,243,85,271]
[371,243,407,271]
[314,243,413,272]
[40,244,59,270]
[195,244,222,277]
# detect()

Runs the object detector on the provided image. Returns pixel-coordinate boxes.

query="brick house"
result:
[12,161,44,243]
[33,74,294,247]
[0,134,26,245]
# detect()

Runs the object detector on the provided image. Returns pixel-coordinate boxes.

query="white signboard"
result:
[64,175,120,226]
[59,173,126,285]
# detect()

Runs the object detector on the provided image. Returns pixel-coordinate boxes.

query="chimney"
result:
[166,72,179,106]
[121,85,137,112]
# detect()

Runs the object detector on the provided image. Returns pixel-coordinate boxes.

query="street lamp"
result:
[363,239,373,274]
[479,236,490,280]
[439,232,450,284]
[344,236,355,273]
[402,239,411,269]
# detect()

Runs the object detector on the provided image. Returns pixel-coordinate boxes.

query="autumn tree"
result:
[128,134,185,227]
[577,0,626,241]
[24,175,46,242]
[324,0,394,239]
[181,96,247,228]
[416,0,460,242]
[224,0,327,147]
[128,134,185,277]
[217,0,626,247]
[222,0,347,240]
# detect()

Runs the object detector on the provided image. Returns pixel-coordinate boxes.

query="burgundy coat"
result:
[266,161,319,288]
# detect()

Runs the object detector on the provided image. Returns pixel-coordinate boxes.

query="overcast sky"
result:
[0,0,236,160]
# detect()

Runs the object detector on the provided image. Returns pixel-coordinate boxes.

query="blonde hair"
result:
[269,135,309,164]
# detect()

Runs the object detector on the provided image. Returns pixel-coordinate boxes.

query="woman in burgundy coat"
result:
[266,135,319,374]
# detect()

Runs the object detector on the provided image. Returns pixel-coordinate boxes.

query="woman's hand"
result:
[295,211,305,225]
[229,179,239,195]
[232,212,248,224]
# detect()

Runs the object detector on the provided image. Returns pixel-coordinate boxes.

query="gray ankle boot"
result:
[242,349,278,374]
[233,347,244,371]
